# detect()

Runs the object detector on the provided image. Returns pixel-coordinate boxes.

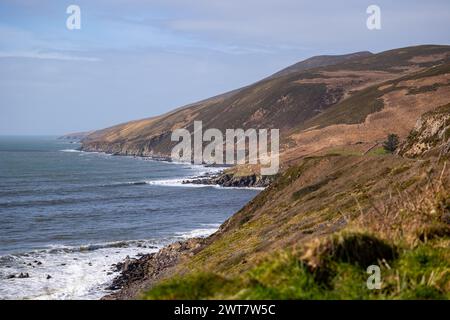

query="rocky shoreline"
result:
[101,171,272,299]
[183,172,273,188]
[79,145,272,299]
[102,238,207,300]
[80,145,274,189]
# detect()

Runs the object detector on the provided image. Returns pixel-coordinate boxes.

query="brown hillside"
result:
[81,45,450,165]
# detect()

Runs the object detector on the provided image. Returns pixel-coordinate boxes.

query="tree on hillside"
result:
[383,134,400,153]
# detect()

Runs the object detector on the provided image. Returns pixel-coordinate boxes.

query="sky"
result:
[0,0,449,135]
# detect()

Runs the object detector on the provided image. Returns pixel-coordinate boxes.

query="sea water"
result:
[0,136,259,299]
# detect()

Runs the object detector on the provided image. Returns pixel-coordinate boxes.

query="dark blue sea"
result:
[0,136,259,299]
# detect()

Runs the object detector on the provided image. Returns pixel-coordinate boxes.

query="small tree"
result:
[383,134,399,153]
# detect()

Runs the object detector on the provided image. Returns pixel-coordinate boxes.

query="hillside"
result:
[282,61,450,164]
[92,44,450,300]
[266,51,373,79]
[109,139,450,299]
[81,45,450,165]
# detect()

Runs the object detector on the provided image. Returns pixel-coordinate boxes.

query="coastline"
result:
[0,138,262,299]
[69,143,272,299]
[102,237,208,300]
[78,144,273,189]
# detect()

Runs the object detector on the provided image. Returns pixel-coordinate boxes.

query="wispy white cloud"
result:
[0,0,449,135]
[0,50,101,61]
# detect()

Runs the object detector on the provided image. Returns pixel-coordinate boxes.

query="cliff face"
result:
[398,103,450,158]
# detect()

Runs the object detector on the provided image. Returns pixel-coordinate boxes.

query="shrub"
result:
[383,134,400,153]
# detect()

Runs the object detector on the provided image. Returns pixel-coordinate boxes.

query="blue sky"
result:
[0,0,449,135]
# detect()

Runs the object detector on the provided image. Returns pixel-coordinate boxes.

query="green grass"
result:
[325,146,388,157]
[142,253,329,300]
[326,148,363,156]
[142,237,450,300]
[141,273,238,300]
[368,147,389,156]
[390,244,450,299]
[141,156,449,301]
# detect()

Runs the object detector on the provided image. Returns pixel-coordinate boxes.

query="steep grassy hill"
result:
[140,149,450,299]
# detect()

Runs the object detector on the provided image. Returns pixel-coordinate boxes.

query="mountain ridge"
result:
[266,51,373,79]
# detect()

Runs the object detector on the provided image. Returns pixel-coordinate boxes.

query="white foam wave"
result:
[0,224,225,300]
[0,240,160,300]
[143,178,211,188]
[175,224,220,239]
[60,149,82,153]
[212,185,266,191]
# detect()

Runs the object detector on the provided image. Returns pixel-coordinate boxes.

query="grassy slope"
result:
[141,153,450,299]
[144,242,450,300]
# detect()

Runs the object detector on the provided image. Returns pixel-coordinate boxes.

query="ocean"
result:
[0,136,260,299]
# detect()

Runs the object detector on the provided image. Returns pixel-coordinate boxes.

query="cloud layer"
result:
[0,0,449,134]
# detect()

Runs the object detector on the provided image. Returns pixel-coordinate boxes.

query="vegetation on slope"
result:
[143,243,449,300]
[324,44,450,72]
[267,51,373,79]
[299,62,450,130]
[142,161,450,299]
[138,110,450,299]
[399,103,450,158]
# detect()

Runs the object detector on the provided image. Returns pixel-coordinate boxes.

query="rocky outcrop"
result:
[398,103,450,158]
[184,172,274,188]
[103,238,206,300]
[81,143,273,188]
